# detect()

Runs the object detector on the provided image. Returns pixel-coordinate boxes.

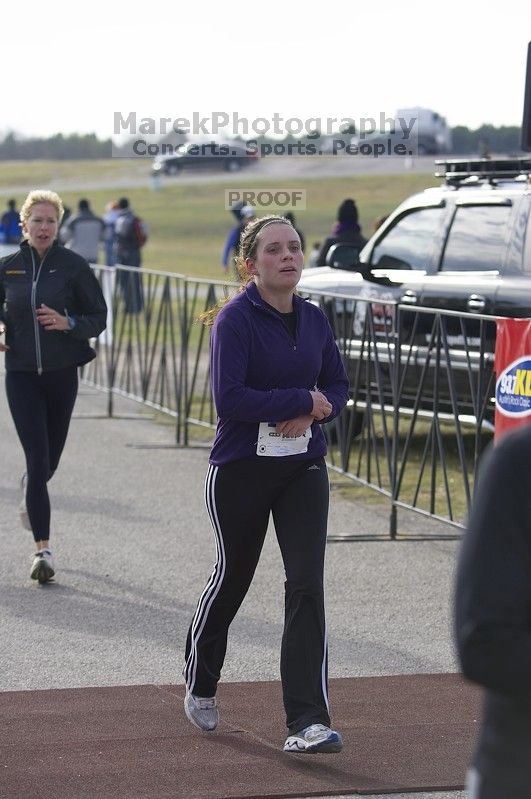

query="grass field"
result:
[0,160,437,279]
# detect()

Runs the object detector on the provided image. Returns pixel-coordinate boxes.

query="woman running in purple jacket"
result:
[183,215,349,753]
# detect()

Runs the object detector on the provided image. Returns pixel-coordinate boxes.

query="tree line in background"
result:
[450,125,523,155]
[0,125,524,159]
[0,132,112,159]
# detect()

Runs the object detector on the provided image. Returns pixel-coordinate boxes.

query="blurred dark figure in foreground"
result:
[455,426,531,799]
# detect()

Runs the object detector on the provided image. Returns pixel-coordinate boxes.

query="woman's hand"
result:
[0,323,8,351]
[276,414,314,438]
[36,304,68,332]
[309,390,332,420]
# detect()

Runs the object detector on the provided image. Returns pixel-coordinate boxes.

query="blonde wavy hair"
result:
[19,190,64,237]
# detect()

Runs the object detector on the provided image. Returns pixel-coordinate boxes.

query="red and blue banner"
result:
[495,318,531,439]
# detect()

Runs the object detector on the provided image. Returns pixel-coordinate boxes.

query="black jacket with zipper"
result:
[0,240,107,372]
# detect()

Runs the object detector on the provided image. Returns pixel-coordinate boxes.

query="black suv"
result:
[298,158,531,424]
[300,157,531,314]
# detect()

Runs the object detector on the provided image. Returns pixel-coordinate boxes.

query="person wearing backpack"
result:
[114,197,147,313]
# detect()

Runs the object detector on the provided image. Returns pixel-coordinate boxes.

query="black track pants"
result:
[5,366,79,542]
[184,456,331,734]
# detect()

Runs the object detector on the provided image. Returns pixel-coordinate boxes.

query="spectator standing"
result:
[183,215,349,753]
[455,426,531,798]
[114,197,145,313]
[60,198,104,263]
[221,203,243,275]
[1,199,21,244]
[317,199,367,266]
[222,204,255,278]
[0,190,107,584]
[102,200,120,266]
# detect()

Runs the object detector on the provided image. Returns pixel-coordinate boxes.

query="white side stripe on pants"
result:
[321,628,329,712]
[184,465,226,691]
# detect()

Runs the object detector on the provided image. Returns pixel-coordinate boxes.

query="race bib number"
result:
[256,422,311,457]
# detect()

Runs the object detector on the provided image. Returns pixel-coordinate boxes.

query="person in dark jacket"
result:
[221,203,255,277]
[1,199,21,244]
[0,190,107,584]
[114,197,144,313]
[317,198,367,266]
[183,215,349,753]
[455,425,531,798]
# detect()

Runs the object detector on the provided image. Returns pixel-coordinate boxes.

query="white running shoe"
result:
[184,691,219,731]
[30,549,55,584]
[283,723,343,754]
[19,473,31,531]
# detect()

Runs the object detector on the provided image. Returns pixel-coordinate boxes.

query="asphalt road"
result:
[0,373,469,799]
[0,154,438,197]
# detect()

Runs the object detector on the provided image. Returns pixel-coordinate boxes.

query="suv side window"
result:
[370,207,446,271]
[440,205,511,272]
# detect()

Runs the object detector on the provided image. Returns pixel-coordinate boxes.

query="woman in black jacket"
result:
[0,190,107,583]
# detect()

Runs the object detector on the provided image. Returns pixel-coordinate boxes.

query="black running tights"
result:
[5,366,79,542]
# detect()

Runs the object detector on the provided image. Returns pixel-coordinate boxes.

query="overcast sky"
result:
[3,0,530,142]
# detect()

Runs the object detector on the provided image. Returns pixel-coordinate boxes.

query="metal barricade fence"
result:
[83,265,233,444]
[83,266,495,537]
[308,290,495,538]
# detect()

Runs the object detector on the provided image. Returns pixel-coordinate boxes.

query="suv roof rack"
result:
[434,157,531,183]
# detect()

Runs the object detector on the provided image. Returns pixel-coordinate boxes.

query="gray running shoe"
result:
[184,691,219,731]
[19,473,31,531]
[284,723,343,754]
[30,549,55,584]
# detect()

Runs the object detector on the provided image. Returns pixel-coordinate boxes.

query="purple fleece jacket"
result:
[209,281,349,465]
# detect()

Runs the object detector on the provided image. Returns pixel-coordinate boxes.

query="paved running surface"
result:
[1,675,479,798]
[0,377,468,799]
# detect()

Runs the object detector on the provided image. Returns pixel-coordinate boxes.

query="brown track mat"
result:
[0,674,481,799]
